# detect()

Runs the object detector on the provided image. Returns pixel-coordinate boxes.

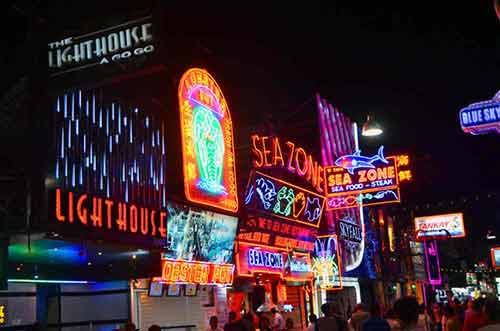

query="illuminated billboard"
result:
[178,68,238,213]
[50,81,168,242]
[414,213,465,240]
[244,171,325,228]
[163,201,238,265]
[491,247,500,270]
[236,242,313,281]
[312,235,342,290]
[424,240,442,285]
[250,135,325,193]
[459,91,500,135]
[160,258,234,286]
[237,213,317,252]
[324,147,400,210]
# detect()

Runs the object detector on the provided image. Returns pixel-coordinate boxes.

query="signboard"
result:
[459,91,500,135]
[244,171,325,228]
[324,147,400,210]
[338,218,362,243]
[50,82,168,243]
[410,241,426,281]
[250,135,324,194]
[312,235,343,290]
[414,213,465,240]
[466,272,478,285]
[237,213,317,251]
[491,247,500,270]
[160,259,234,285]
[424,240,442,286]
[178,68,238,213]
[163,201,238,265]
[395,154,413,183]
[236,243,313,281]
[48,17,155,76]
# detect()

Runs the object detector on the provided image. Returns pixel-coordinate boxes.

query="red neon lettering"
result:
[316,165,324,193]
[285,141,295,173]
[105,200,113,229]
[159,212,167,238]
[251,134,264,168]
[261,136,272,167]
[90,197,103,227]
[140,208,149,235]
[55,188,65,222]
[77,194,88,225]
[68,191,74,223]
[272,137,285,167]
[117,203,127,231]
[150,210,156,236]
[129,205,138,233]
[295,147,308,176]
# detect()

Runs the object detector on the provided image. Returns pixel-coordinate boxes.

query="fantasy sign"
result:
[324,146,400,210]
[178,68,238,213]
[250,135,324,194]
[312,235,342,290]
[414,213,465,240]
[459,91,500,135]
[244,171,325,228]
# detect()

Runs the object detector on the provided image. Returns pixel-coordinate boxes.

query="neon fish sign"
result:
[335,146,388,174]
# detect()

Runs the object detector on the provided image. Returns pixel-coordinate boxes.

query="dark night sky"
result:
[2,2,500,236]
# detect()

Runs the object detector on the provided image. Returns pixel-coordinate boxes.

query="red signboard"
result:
[160,259,234,285]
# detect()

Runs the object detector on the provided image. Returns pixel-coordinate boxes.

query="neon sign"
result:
[459,91,500,135]
[250,135,324,193]
[238,214,316,251]
[395,154,412,182]
[54,188,167,238]
[0,304,5,325]
[338,218,362,243]
[424,240,442,285]
[312,235,342,290]
[325,153,400,210]
[414,213,465,240]
[248,249,283,269]
[160,259,234,285]
[236,243,313,281]
[179,68,238,213]
[491,247,500,270]
[245,171,325,228]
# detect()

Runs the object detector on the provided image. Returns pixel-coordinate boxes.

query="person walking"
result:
[317,303,339,331]
[208,316,223,331]
[362,303,390,331]
[463,300,487,331]
[271,308,285,331]
[349,304,370,331]
[442,306,461,331]
[393,296,420,331]
[225,312,245,331]
[307,314,318,331]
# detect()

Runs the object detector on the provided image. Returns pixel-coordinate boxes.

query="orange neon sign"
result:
[161,259,234,285]
[491,247,500,270]
[54,188,167,238]
[178,68,238,213]
[250,135,324,193]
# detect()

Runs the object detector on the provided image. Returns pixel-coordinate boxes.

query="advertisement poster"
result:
[415,213,465,240]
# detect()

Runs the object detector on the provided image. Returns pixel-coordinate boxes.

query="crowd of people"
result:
[115,297,499,331]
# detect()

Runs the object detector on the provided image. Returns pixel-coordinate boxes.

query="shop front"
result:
[234,242,314,330]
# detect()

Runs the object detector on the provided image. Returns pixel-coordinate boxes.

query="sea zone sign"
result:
[324,148,400,210]
[48,17,155,76]
[414,213,465,240]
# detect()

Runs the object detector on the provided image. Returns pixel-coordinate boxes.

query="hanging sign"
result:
[324,146,400,210]
[312,235,343,290]
[48,17,155,76]
[338,218,363,243]
[178,68,238,213]
[459,91,500,135]
[244,170,325,228]
[424,240,442,286]
[414,213,465,240]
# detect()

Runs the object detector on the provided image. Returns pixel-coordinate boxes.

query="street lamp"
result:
[361,115,383,137]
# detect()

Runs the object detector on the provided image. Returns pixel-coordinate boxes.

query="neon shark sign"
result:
[335,146,388,174]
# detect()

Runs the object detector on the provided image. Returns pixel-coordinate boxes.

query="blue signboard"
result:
[459,91,500,135]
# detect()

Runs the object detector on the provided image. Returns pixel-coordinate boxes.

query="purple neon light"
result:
[54,89,167,208]
[424,240,442,285]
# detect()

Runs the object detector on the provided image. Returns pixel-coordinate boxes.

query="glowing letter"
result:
[77,194,88,225]
[129,205,138,233]
[272,137,285,167]
[55,188,65,222]
[251,134,264,167]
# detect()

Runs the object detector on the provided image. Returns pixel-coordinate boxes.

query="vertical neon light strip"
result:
[316,94,365,272]
[424,240,442,286]
[178,68,238,213]
[54,88,167,208]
